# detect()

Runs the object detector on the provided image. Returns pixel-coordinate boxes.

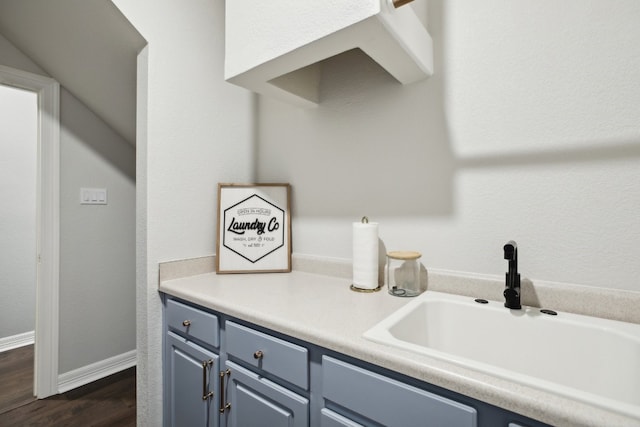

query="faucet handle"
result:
[503,287,521,309]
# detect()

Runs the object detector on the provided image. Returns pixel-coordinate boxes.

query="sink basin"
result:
[363,291,640,420]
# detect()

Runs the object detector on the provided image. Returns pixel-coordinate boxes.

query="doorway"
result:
[0,84,37,351]
[0,64,60,400]
[0,82,37,412]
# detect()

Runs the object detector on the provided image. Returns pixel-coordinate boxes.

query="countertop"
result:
[158,258,640,427]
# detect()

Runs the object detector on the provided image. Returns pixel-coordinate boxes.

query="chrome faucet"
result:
[503,240,521,309]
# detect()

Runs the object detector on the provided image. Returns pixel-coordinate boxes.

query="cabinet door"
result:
[223,361,308,427]
[166,332,219,427]
[320,408,364,427]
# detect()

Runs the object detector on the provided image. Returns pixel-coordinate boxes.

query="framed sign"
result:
[216,183,291,273]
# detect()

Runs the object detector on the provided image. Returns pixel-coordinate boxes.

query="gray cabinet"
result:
[163,296,551,427]
[166,332,219,427]
[222,320,310,426]
[225,320,309,389]
[164,298,220,427]
[323,356,477,427]
[320,409,364,427]
[166,298,219,347]
[224,360,309,427]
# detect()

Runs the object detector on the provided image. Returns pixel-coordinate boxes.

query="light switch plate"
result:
[80,188,107,205]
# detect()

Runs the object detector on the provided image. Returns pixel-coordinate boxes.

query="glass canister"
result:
[386,251,422,297]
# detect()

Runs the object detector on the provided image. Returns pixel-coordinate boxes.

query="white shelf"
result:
[225,0,433,107]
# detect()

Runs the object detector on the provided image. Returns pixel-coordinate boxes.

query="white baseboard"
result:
[57,349,136,393]
[0,331,35,353]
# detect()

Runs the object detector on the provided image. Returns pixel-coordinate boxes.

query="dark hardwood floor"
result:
[0,345,35,414]
[0,345,136,427]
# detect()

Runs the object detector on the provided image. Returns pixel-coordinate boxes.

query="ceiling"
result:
[0,0,146,146]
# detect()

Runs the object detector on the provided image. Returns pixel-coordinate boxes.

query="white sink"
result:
[363,291,640,420]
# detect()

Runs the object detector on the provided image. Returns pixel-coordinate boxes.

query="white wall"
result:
[111,0,640,424]
[58,88,136,373]
[0,84,37,341]
[0,33,44,75]
[256,0,640,292]
[0,32,136,374]
[110,1,254,424]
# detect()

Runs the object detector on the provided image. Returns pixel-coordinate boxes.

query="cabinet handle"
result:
[253,350,264,360]
[182,320,191,327]
[219,369,231,413]
[202,359,214,400]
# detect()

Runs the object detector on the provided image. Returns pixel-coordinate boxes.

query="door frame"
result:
[0,64,60,398]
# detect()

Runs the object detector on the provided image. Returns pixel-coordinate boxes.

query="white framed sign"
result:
[216,183,291,273]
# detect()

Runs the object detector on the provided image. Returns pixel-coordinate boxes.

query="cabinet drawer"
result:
[322,356,477,427]
[166,298,219,348]
[226,321,308,389]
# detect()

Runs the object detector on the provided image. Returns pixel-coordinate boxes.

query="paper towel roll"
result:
[352,221,379,289]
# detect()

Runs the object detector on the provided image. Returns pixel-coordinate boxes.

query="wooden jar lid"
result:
[387,251,421,260]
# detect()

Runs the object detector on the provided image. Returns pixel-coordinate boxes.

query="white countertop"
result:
[159,266,640,427]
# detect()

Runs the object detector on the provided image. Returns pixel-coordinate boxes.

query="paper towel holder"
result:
[351,216,383,293]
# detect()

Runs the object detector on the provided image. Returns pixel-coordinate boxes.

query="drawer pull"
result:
[219,369,231,413]
[201,359,214,400]
[182,320,191,327]
[253,350,264,360]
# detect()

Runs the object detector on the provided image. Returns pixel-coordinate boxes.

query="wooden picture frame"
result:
[216,183,291,273]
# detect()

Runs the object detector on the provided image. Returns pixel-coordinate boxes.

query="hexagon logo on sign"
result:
[222,194,285,263]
